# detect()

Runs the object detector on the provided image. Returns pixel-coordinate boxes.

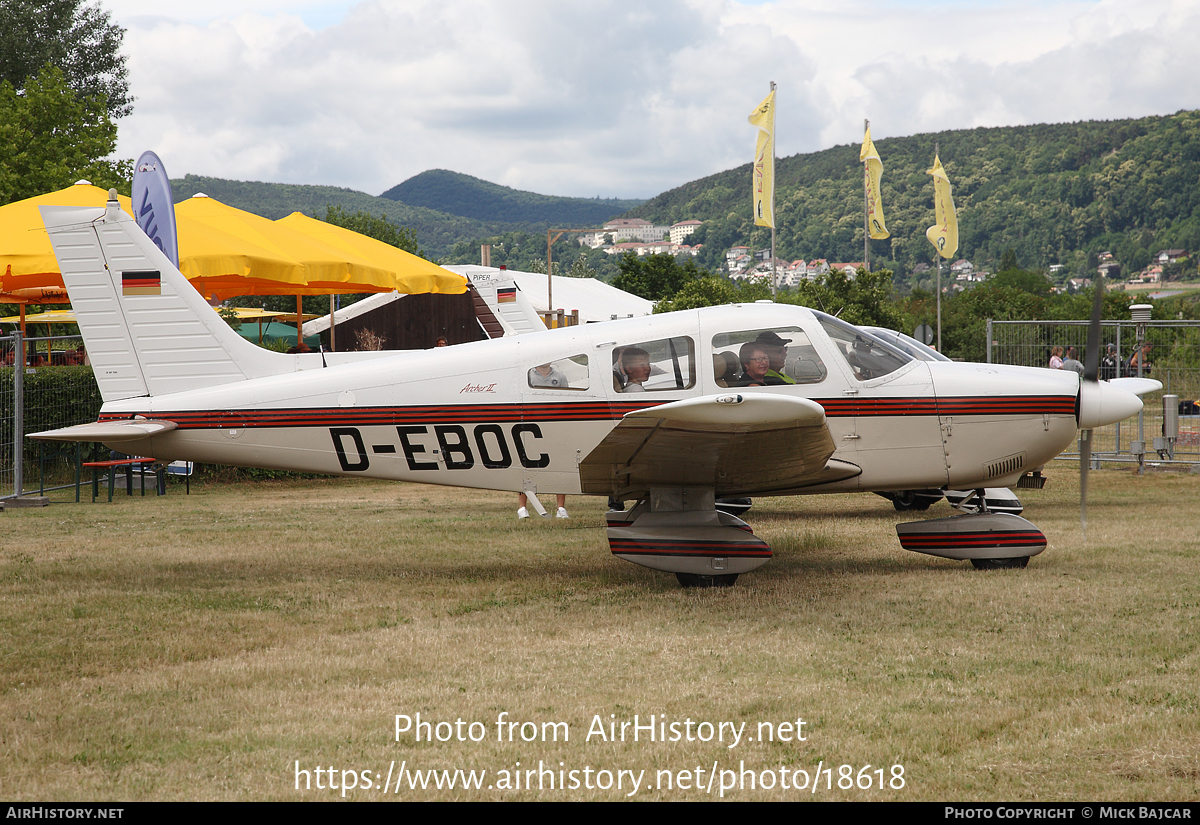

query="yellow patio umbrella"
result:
[174,194,369,301]
[275,212,466,295]
[0,182,134,293]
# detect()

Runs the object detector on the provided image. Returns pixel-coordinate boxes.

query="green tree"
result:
[653,276,771,313]
[989,268,1054,298]
[566,256,595,278]
[0,0,132,119]
[324,204,424,258]
[0,65,129,204]
[612,253,705,301]
[782,267,903,328]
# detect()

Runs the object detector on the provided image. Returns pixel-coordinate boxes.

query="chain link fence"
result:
[986,318,1200,468]
[2,332,102,499]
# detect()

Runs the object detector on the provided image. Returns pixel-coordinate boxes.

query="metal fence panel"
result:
[2,333,102,498]
[986,319,1200,467]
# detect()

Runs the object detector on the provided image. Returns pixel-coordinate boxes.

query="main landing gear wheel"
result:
[892,491,932,512]
[675,573,739,588]
[970,556,1030,570]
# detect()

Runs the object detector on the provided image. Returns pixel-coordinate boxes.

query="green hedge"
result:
[0,365,102,466]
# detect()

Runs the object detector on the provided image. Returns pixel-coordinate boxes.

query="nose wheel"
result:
[676,573,739,588]
[970,556,1030,570]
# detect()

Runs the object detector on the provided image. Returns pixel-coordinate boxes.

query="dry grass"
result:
[1,470,1197,800]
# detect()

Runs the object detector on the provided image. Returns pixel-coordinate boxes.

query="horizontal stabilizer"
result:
[30,419,178,442]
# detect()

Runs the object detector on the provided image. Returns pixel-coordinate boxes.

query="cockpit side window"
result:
[527,355,589,390]
[710,327,827,388]
[816,314,912,382]
[612,337,695,393]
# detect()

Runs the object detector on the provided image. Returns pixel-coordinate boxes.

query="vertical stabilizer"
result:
[40,201,286,402]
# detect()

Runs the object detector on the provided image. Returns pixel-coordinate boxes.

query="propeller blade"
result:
[1080,428,1091,535]
[1083,276,1104,382]
[1080,275,1103,534]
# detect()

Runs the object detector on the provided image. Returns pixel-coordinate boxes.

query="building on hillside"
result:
[1155,249,1188,264]
[580,217,692,249]
[602,218,669,244]
[806,259,830,279]
[669,220,702,245]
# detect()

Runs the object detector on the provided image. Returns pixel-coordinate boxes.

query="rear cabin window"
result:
[527,355,589,390]
[710,327,827,388]
[611,337,695,393]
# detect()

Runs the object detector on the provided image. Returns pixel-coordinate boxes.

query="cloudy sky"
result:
[103,0,1200,200]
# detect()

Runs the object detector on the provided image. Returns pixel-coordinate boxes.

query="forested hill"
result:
[170,174,519,258]
[169,173,643,260]
[381,169,644,224]
[631,110,1200,280]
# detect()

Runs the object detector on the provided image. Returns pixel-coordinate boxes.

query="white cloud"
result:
[105,0,1200,199]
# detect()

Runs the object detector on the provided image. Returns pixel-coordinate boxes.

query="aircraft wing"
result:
[29,419,178,442]
[579,393,860,498]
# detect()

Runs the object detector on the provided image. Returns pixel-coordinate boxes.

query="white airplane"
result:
[33,196,1159,586]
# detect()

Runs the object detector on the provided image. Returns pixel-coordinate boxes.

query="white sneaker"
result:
[517,507,529,519]
[556,507,569,519]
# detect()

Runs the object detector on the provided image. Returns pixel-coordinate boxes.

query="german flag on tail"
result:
[122,270,161,296]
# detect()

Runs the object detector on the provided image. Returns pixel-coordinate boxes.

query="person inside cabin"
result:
[620,348,652,392]
[528,362,569,388]
[735,342,770,387]
[754,331,795,385]
[611,346,629,389]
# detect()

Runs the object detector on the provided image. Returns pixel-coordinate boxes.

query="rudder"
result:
[40,197,287,402]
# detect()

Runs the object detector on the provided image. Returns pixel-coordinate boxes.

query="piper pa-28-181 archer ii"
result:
[33,195,1160,587]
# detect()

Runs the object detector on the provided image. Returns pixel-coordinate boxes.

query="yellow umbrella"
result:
[174,194,350,300]
[0,182,134,293]
[275,212,466,295]
[2,188,466,304]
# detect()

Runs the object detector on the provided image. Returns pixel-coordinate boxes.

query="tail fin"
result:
[40,198,286,403]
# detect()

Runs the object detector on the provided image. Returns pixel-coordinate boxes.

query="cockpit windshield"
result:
[814,312,913,381]
[859,326,951,363]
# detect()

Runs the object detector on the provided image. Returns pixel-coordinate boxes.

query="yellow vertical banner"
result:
[748,90,775,229]
[925,154,958,259]
[860,127,889,239]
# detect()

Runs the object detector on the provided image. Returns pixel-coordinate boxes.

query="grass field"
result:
[1,470,1197,801]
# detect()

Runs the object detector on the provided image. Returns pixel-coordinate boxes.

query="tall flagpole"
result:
[863,118,870,273]
[770,81,777,298]
[934,142,942,352]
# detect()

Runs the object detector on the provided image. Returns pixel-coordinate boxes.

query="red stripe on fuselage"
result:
[97,394,1075,430]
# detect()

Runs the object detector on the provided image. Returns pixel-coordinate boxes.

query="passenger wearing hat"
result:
[753,330,795,385]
